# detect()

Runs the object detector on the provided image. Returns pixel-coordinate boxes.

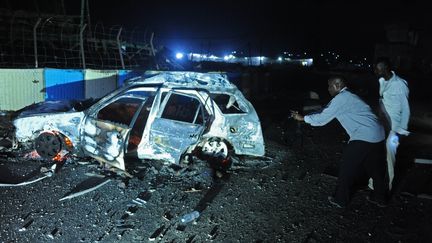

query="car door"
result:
[81,95,146,170]
[148,91,207,163]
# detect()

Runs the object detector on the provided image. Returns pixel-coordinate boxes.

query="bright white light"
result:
[191,53,201,58]
[176,53,184,59]
[224,55,229,60]
[277,57,283,61]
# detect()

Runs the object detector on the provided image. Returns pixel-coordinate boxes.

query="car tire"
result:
[35,132,62,159]
[201,138,232,170]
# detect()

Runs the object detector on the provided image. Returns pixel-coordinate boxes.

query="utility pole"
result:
[80,0,85,31]
[259,40,263,66]
[248,42,252,66]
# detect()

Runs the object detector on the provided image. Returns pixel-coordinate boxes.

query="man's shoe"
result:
[366,195,387,208]
[328,196,344,208]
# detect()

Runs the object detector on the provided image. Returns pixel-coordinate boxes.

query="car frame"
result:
[11,71,265,172]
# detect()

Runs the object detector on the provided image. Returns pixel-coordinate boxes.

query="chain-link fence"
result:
[0,9,157,69]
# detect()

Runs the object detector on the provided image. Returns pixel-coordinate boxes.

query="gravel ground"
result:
[1,115,432,243]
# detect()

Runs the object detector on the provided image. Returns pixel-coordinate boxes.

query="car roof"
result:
[126,71,237,92]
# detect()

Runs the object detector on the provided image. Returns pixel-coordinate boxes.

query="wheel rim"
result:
[201,139,228,159]
[35,133,62,159]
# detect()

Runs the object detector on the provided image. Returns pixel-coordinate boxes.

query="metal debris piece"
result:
[186,235,196,243]
[18,219,34,232]
[176,225,186,232]
[185,187,202,193]
[116,224,134,230]
[46,228,59,239]
[417,193,432,200]
[84,172,105,178]
[162,211,173,221]
[415,158,432,165]
[0,175,49,187]
[0,164,56,187]
[148,225,165,241]
[59,178,111,201]
[125,205,138,216]
[132,191,151,205]
[208,225,218,239]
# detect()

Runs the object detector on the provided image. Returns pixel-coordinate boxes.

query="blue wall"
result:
[44,69,85,100]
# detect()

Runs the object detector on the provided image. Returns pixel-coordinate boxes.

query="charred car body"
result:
[5,71,265,173]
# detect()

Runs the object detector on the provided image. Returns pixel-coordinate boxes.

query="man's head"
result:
[327,76,346,97]
[374,57,392,80]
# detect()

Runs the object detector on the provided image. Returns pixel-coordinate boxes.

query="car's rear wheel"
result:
[35,132,62,159]
[201,138,232,170]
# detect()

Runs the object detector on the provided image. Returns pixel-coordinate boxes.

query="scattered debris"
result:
[0,174,50,187]
[415,158,432,165]
[186,235,196,243]
[132,191,151,205]
[46,228,59,239]
[18,219,34,232]
[125,205,138,216]
[417,194,432,200]
[84,172,105,178]
[208,225,218,239]
[176,225,186,232]
[148,225,165,241]
[185,187,202,193]
[0,164,56,187]
[59,178,111,201]
[163,211,173,221]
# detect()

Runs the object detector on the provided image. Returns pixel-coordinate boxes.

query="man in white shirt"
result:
[373,57,410,191]
[292,76,388,208]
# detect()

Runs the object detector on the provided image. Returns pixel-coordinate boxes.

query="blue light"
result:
[176,53,184,59]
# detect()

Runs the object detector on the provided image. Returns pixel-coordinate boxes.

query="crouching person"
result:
[291,76,388,208]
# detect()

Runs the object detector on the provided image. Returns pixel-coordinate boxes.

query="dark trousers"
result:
[334,140,388,206]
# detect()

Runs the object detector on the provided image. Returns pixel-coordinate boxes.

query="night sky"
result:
[7,0,432,57]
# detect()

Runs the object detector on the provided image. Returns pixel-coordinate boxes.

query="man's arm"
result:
[397,94,410,135]
[292,95,342,126]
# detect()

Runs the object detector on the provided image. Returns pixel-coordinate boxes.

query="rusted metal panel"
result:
[0,69,44,111]
[84,69,117,99]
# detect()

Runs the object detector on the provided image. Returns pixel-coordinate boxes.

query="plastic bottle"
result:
[180,210,200,223]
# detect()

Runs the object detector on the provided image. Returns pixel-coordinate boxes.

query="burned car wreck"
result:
[2,71,265,175]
